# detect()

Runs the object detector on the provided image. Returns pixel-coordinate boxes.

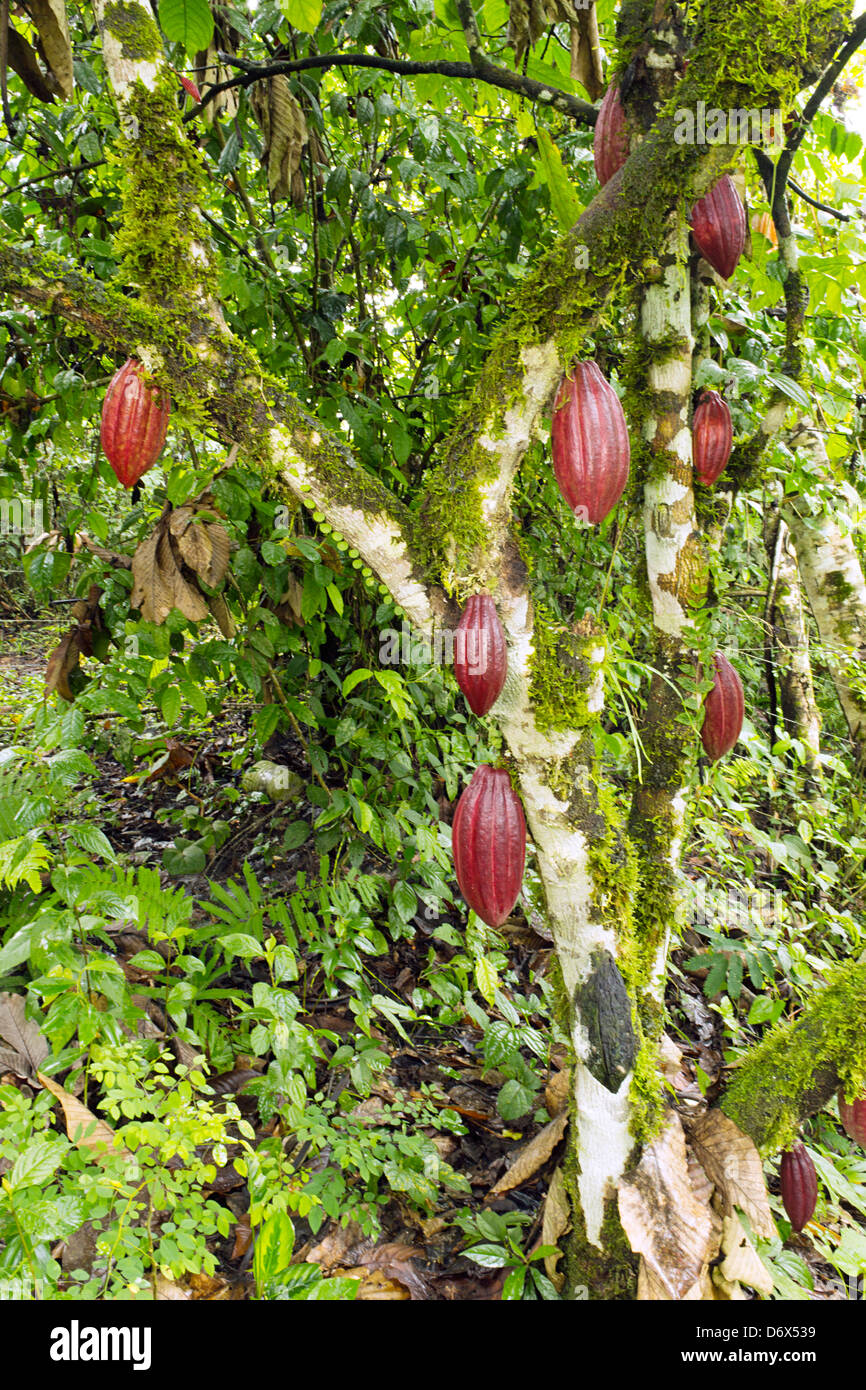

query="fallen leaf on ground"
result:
[618,1113,715,1300]
[488,1111,568,1196]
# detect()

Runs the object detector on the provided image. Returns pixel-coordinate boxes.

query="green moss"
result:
[528,611,605,734]
[689,0,848,114]
[102,1,163,61]
[722,958,866,1154]
[111,79,212,309]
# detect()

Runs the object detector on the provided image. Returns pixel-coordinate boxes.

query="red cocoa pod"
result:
[452,765,526,929]
[689,174,747,280]
[551,361,630,525]
[593,82,629,186]
[700,652,744,761]
[454,594,507,717]
[693,390,733,486]
[838,1090,866,1147]
[779,1143,817,1233]
[101,359,171,488]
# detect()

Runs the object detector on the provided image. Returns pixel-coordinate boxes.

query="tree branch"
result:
[192,50,597,127]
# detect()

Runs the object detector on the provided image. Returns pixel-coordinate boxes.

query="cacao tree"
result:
[3,0,866,1300]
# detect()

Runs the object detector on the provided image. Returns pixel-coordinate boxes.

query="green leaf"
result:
[747,994,776,1025]
[475,955,499,1006]
[497,1078,534,1122]
[254,1210,295,1287]
[465,1242,508,1269]
[483,0,509,29]
[161,685,182,727]
[68,824,117,862]
[536,129,583,232]
[277,0,322,33]
[9,1137,67,1190]
[502,1266,526,1299]
[220,933,266,960]
[342,668,373,697]
[158,0,214,51]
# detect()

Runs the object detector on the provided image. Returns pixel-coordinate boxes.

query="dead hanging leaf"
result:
[37,1072,131,1164]
[45,630,81,701]
[0,993,49,1078]
[488,1110,568,1196]
[13,0,73,99]
[171,509,231,588]
[250,75,308,204]
[542,1165,570,1291]
[131,506,231,625]
[507,0,602,94]
[6,24,57,101]
[687,1109,776,1241]
[563,3,604,97]
[131,519,206,624]
[206,591,236,638]
[718,1214,774,1297]
[618,1114,715,1301]
[193,2,241,125]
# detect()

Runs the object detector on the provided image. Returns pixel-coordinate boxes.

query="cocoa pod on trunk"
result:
[101,359,171,488]
[593,82,629,187]
[551,361,630,525]
[451,764,526,928]
[689,174,747,280]
[693,390,733,487]
[779,1143,817,1233]
[454,594,507,717]
[700,652,744,761]
[838,1090,866,1147]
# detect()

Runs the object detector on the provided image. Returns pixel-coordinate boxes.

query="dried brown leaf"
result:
[719,1214,774,1296]
[45,630,80,701]
[489,1110,568,1196]
[542,1164,569,1291]
[687,1110,776,1240]
[6,26,58,102]
[544,1066,571,1117]
[37,1071,130,1163]
[205,591,236,638]
[201,522,230,586]
[26,0,74,98]
[618,1114,715,1300]
[0,994,49,1076]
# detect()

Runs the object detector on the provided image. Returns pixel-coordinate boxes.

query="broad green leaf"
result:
[158,0,214,51]
[277,0,323,33]
[536,129,583,232]
[9,1137,67,1190]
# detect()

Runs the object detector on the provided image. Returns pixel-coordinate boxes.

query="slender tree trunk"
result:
[782,423,866,764]
[763,504,822,780]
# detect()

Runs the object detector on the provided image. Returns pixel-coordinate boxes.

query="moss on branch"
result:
[722,957,866,1153]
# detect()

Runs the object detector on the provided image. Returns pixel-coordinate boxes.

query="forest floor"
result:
[0,606,861,1300]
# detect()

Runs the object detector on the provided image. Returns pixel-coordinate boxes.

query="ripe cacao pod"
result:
[689,174,747,280]
[779,1143,817,1233]
[101,358,171,488]
[838,1090,866,1147]
[454,594,507,717]
[700,652,744,761]
[693,390,733,487]
[452,764,526,929]
[551,362,630,525]
[593,82,629,186]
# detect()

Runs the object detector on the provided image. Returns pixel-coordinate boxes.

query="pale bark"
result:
[782,424,866,763]
[763,507,822,777]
